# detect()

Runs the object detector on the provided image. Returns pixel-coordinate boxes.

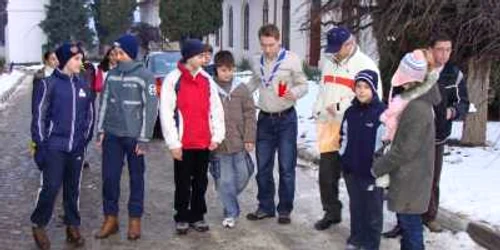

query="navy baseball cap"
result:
[325,27,351,54]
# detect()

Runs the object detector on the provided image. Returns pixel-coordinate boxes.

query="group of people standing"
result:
[310,27,469,250]
[28,22,468,250]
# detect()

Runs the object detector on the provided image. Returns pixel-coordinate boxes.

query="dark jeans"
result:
[422,143,444,223]
[319,151,342,220]
[174,149,210,223]
[255,108,298,215]
[344,173,383,250]
[31,148,84,227]
[102,134,145,217]
[398,214,425,250]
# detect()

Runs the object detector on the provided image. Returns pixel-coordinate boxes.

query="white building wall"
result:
[5,0,48,64]
[221,0,310,68]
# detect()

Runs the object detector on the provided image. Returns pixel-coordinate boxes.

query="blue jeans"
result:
[397,214,425,250]
[210,151,254,218]
[344,173,383,250]
[102,133,145,218]
[31,148,84,227]
[255,108,298,215]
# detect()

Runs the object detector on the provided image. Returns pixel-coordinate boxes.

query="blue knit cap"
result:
[114,34,139,60]
[55,42,83,69]
[181,39,205,61]
[355,69,379,95]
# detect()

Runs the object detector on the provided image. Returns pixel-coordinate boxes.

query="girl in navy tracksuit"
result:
[30,43,94,249]
[339,70,385,250]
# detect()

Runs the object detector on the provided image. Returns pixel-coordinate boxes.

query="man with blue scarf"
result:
[245,24,308,225]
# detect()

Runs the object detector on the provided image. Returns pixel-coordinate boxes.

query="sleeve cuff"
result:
[168,141,182,150]
[137,138,150,143]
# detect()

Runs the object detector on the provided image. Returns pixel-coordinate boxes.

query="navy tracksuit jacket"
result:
[30,69,94,227]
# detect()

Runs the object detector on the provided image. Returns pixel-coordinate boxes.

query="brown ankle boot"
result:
[95,215,119,239]
[66,226,85,247]
[32,226,50,250]
[127,217,141,240]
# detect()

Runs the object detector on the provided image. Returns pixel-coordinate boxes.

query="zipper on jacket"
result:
[68,77,76,152]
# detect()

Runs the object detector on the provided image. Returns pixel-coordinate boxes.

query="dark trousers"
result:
[102,134,145,218]
[174,149,210,223]
[319,151,342,220]
[344,173,383,250]
[255,109,298,215]
[398,214,425,250]
[422,143,444,223]
[31,148,84,227]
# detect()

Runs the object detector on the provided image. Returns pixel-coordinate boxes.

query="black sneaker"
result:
[382,225,402,238]
[314,217,340,230]
[83,161,90,169]
[246,210,275,221]
[277,214,291,225]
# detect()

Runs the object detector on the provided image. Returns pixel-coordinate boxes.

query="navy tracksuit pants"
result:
[31,148,84,227]
[102,133,145,218]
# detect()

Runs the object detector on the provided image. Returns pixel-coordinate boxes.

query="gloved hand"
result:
[28,141,37,157]
[375,174,390,188]
[34,145,46,170]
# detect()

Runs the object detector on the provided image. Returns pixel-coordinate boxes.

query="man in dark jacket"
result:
[425,34,470,232]
[95,34,158,240]
[30,43,94,249]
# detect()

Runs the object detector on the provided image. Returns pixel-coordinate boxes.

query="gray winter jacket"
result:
[373,84,441,214]
[97,61,158,142]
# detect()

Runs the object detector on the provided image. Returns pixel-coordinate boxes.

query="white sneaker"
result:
[222,218,236,228]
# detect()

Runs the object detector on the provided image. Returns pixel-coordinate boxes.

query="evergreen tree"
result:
[159,0,222,41]
[39,0,95,49]
[91,0,137,47]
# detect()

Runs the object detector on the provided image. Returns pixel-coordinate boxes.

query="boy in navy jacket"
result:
[30,43,94,249]
[339,70,385,250]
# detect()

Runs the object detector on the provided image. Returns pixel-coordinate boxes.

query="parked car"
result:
[145,50,182,96]
[144,51,182,138]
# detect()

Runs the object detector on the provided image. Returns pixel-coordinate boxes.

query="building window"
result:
[282,0,290,49]
[263,0,269,24]
[243,3,250,50]
[228,6,233,48]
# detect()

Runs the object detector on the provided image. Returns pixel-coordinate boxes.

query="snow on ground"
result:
[296,81,320,156]
[298,158,484,250]
[23,64,44,71]
[441,122,500,229]
[0,70,25,99]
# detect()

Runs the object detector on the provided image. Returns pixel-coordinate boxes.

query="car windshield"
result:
[149,52,182,75]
